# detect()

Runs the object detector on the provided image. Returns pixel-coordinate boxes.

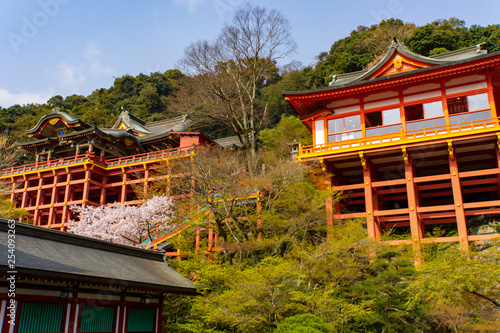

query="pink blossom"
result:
[68,196,174,248]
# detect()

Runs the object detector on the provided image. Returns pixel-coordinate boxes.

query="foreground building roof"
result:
[0,219,197,294]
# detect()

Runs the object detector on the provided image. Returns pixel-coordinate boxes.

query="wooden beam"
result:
[459,168,500,178]
[414,173,451,183]
[448,140,469,251]
[362,154,377,239]
[378,215,409,223]
[404,151,423,264]
[373,208,410,216]
[333,213,367,219]
[372,178,406,188]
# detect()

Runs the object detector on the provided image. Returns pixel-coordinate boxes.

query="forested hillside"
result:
[2,14,500,332]
[1,18,499,151]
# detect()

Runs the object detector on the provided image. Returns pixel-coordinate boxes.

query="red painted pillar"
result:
[321,159,334,238]
[100,174,108,205]
[195,228,200,250]
[448,140,469,251]
[121,171,127,204]
[403,147,423,265]
[61,172,72,227]
[82,168,91,209]
[361,153,376,239]
[33,175,43,226]
[48,172,58,227]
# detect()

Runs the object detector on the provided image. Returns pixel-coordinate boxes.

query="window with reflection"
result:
[327,115,362,142]
[447,93,489,115]
[423,101,444,118]
[468,93,489,111]
[405,101,443,121]
[365,108,401,137]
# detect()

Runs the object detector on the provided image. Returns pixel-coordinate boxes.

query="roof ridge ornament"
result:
[328,74,337,87]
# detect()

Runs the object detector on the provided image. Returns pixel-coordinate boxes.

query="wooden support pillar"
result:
[61,172,72,227]
[33,175,43,226]
[360,152,376,239]
[448,140,469,251]
[166,160,171,196]
[82,167,91,208]
[20,177,28,209]
[144,166,149,197]
[441,82,451,128]
[208,228,213,252]
[121,170,127,204]
[403,146,423,264]
[325,181,334,239]
[320,158,334,238]
[195,228,200,250]
[487,72,498,120]
[66,291,79,333]
[48,172,58,227]
[100,175,108,205]
[177,234,182,261]
[496,135,500,199]
[9,181,15,202]
[19,176,28,222]
[256,193,263,240]
[117,292,127,333]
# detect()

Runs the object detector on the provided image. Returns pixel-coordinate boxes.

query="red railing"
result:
[0,154,89,177]
[104,145,193,168]
[300,117,499,157]
[0,146,194,177]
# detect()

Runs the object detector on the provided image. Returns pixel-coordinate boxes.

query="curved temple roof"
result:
[282,41,497,121]
[26,107,92,136]
[17,108,198,156]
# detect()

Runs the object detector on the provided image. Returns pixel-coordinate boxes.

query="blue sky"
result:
[1,0,499,108]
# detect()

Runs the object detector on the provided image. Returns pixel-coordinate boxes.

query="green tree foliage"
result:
[258,114,312,158]
[149,146,333,265]
[304,19,417,88]
[0,133,28,219]
[274,314,335,333]
[407,18,500,56]
[0,71,182,146]
[168,217,428,333]
[406,243,500,332]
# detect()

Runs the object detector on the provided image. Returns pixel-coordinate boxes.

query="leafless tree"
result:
[176,4,297,156]
[0,133,25,219]
[0,133,20,171]
[147,146,311,263]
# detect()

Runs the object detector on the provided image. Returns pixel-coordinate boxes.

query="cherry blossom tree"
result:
[68,195,174,248]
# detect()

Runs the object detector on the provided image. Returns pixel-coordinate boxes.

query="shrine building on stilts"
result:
[0,109,215,229]
[283,40,500,255]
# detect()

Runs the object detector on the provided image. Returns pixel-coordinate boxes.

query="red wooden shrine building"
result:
[0,109,213,229]
[0,219,197,333]
[283,41,500,252]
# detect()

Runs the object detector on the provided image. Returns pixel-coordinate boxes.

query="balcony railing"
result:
[104,146,194,168]
[0,146,194,178]
[300,115,499,158]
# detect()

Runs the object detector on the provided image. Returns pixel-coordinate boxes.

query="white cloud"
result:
[54,63,86,91]
[0,87,54,108]
[49,42,113,95]
[85,41,113,76]
[175,0,205,13]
